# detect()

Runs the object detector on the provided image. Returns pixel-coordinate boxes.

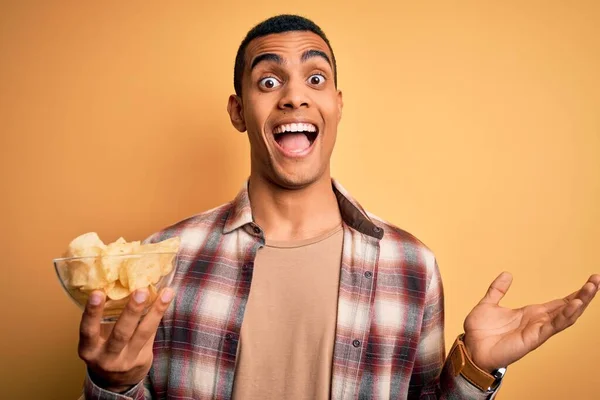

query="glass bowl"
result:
[54,252,177,323]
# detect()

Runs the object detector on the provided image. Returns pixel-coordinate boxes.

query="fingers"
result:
[571,280,598,316]
[545,276,599,315]
[588,274,600,288]
[540,298,584,342]
[79,291,106,360]
[128,288,175,354]
[105,289,150,354]
[480,271,513,305]
[540,280,599,342]
[543,298,569,314]
[564,275,600,302]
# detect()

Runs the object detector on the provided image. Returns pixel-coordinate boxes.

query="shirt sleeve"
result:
[82,369,153,400]
[407,258,502,400]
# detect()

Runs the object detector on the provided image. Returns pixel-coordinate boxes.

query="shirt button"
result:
[225,333,234,341]
[242,263,253,271]
[352,339,361,348]
[373,226,381,234]
[364,271,372,278]
[253,226,261,235]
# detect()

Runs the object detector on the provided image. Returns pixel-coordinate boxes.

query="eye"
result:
[308,74,326,86]
[259,77,281,90]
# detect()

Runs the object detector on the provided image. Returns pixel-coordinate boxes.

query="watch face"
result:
[489,367,507,391]
[492,367,507,379]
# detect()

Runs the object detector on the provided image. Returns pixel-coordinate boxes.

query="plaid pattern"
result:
[84,180,498,400]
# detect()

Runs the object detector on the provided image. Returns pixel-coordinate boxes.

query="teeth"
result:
[273,123,317,134]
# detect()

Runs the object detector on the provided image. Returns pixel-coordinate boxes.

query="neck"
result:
[248,173,342,242]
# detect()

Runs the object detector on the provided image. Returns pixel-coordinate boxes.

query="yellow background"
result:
[1,1,598,399]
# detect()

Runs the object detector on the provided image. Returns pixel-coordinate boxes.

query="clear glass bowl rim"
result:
[53,252,178,262]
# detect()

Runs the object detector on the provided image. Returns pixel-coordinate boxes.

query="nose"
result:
[278,79,310,110]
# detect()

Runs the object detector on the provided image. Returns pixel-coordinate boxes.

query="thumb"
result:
[479,271,513,305]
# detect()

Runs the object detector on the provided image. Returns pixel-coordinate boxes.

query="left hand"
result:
[462,272,600,372]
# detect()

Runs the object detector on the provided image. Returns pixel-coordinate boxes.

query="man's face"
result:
[228,31,343,189]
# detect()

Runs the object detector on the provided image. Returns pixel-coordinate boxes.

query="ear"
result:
[227,95,246,132]
[336,90,344,123]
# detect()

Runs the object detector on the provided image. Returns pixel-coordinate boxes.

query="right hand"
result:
[78,287,175,393]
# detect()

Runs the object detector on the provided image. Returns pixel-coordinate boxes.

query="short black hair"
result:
[233,14,337,96]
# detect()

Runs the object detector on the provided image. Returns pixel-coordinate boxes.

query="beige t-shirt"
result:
[231,225,344,400]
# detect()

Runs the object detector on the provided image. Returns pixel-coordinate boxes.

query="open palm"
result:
[462,272,600,372]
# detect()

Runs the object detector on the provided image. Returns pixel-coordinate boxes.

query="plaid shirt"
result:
[84,180,498,400]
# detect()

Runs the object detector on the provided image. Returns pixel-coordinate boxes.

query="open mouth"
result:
[272,122,319,155]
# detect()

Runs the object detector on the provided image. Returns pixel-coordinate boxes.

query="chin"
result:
[269,167,325,190]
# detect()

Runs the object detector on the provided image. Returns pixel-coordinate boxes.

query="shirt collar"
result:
[223,179,384,239]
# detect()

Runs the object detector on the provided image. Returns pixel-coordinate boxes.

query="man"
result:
[78,15,599,400]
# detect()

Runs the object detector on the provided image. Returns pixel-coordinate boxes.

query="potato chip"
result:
[68,260,92,287]
[68,287,90,305]
[148,284,158,303]
[99,256,120,283]
[118,264,129,289]
[101,238,140,282]
[106,237,141,255]
[104,296,129,315]
[64,232,106,258]
[138,237,180,254]
[61,232,179,306]
[67,258,108,291]
[125,254,162,291]
[137,237,180,275]
[160,253,177,275]
[107,282,130,300]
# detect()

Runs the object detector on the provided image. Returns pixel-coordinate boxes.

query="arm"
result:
[410,259,599,399]
[80,232,177,400]
[78,288,174,400]
[408,260,497,399]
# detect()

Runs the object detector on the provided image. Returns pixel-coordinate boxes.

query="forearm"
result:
[411,355,499,400]
[409,258,500,399]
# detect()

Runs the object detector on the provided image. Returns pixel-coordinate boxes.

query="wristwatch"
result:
[448,334,506,392]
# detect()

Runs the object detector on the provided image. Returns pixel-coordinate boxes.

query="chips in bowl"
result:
[54,232,180,322]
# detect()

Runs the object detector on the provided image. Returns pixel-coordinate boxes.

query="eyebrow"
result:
[301,49,332,67]
[250,53,283,70]
[250,49,332,71]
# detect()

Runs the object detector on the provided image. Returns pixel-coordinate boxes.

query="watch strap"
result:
[448,334,497,392]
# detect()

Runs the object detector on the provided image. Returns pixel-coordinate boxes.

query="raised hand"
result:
[462,272,600,373]
[78,288,175,392]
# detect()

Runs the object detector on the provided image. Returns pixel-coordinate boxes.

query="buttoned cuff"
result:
[83,370,146,400]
